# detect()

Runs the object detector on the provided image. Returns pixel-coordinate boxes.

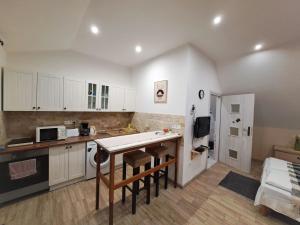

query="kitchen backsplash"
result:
[131,112,185,134]
[2,111,134,141]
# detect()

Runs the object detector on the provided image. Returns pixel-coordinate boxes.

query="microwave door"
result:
[40,128,58,142]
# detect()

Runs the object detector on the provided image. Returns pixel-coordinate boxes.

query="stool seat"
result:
[123,150,151,168]
[146,146,168,158]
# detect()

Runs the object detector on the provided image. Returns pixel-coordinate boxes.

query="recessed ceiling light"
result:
[90,25,99,35]
[135,45,142,53]
[213,15,223,25]
[254,43,263,51]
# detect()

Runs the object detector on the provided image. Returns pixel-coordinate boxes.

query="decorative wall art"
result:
[154,80,168,103]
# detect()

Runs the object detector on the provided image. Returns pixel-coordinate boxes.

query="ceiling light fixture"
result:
[254,43,263,51]
[90,25,99,35]
[135,45,142,53]
[213,15,223,25]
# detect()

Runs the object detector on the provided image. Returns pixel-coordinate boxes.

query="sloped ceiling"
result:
[1,0,300,66]
[217,40,300,129]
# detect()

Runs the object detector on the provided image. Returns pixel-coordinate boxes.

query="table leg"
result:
[96,146,101,210]
[174,138,179,188]
[109,153,115,225]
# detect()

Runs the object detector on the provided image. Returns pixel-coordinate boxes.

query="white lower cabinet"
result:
[68,143,86,180]
[49,143,86,187]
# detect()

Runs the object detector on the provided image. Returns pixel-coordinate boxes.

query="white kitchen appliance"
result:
[86,141,110,179]
[36,126,66,143]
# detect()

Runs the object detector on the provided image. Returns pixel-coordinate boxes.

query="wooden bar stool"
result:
[121,150,151,214]
[145,145,169,197]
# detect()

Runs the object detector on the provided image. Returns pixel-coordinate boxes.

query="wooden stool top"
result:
[123,150,151,168]
[145,145,168,158]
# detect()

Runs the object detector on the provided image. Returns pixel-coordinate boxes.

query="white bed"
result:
[254,157,300,222]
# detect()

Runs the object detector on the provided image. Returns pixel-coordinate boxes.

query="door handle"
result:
[247,127,251,136]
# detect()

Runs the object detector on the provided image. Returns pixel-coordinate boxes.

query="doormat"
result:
[219,171,299,225]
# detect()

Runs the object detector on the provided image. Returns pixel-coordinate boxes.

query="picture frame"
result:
[154,80,168,103]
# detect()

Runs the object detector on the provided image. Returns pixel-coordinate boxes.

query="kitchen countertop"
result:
[0,129,138,155]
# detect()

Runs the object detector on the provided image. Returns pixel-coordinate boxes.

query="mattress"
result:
[254,157,300,222]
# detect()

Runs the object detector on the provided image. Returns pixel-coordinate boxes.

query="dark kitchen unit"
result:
[0,148,49,204]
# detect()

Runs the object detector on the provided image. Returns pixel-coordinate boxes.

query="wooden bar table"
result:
[94,131,182,225]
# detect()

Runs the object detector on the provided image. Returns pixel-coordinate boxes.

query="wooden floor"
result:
[0,161,290,225]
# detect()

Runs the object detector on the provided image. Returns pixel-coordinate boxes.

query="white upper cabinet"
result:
[63,78,86,111]
[37,74,63,111]
[124,89,136,112]
[100,84,110,111]
[3,69,136,112]
[86,81,99,111]
[110,86,125,112]
[3,70,37,111]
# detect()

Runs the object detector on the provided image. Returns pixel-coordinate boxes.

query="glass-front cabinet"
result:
[100,85,109,111]
[86,81,110,111]
[87,81,98,111]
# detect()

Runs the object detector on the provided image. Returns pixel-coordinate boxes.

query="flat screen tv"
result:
[193,116,211,138]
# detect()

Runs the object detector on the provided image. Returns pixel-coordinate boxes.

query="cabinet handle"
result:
[37,107,40,110]
[64,107,67,110]
[65,146,69,149]
[69,145,72,149]
[297,157,300,160]
[32,106,36,110]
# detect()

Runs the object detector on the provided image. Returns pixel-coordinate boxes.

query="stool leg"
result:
[136,167,140,195]
[132,167,139,214]
[145,162,151,204]
[153,158,158,184]
[122,161,126,203]
[154,158,160,197]
[165,154,169,190]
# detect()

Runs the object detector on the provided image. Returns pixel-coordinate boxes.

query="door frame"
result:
[208,91,222,163]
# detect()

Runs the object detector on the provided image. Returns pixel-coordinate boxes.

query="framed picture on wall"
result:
[154,80,168,103]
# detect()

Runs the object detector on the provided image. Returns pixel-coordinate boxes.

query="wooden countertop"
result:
[0,133,112,155]
[0,130,140,155]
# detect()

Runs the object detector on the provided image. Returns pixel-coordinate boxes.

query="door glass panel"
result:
[101,97,104,109]
[101,85,105,96]
[93,84,96,96]
[229,149,238,159]
[231,104,240,113]
[88,96,92,109]
[105,98,108,109]
[230,127,239,136]
[88,83,92,95]
[92,97,96,109]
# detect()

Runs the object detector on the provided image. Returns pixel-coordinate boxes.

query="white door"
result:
[68,143,86,180]
[219,94,255,173]
[49,146,69,186]
[110,86,125,112]
[3,70,37,111]
[124,89,136,112]
[63,78,86,111]
[37,73,63,111]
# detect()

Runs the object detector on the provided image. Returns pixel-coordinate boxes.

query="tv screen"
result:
[193,116,211,138]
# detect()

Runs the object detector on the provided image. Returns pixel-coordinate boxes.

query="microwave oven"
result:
[36,126,67,142]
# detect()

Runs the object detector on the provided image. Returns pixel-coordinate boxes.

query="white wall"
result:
[131,44,222,185]
[7,50,131,87]
[182,46,221,184]
[217,41,300,160]
[131,46,189,116]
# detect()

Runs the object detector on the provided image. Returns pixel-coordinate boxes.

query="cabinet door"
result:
[100,84,110,111]
[3,70,37,111]
[110,86,125,112]
[86,81,99,111]
[63,78,86,111]
[124,89,136,112]
[68,143,86,180]
[49,146,69,186]
[37,73,63,111]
